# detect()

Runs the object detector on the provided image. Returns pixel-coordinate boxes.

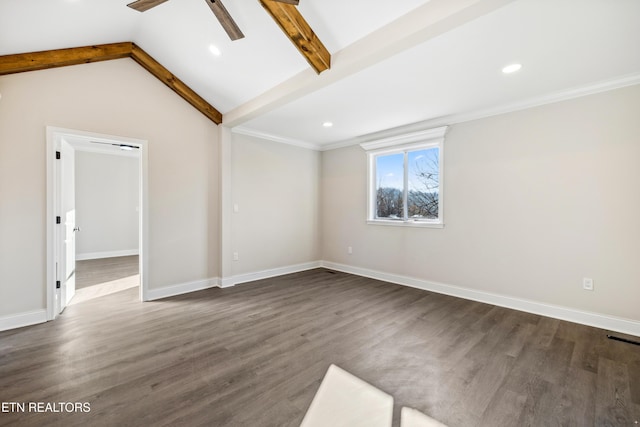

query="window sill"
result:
[366,220,444,229]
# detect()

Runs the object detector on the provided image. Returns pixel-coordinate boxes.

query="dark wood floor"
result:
[1,269,638,426]
[75,255,139,289]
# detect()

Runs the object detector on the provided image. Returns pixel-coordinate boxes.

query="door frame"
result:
[46,126,149,320]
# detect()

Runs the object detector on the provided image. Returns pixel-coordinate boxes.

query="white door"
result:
[59,140,76,312]
[63,210,76,307]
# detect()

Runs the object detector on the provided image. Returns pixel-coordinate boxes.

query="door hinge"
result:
[56,151,61,160]
[56,280,61,289]
[56,216,61,224]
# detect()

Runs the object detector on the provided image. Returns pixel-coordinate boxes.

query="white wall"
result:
[321,85,640,323]
[0,58,219,320]
[230,133,321,277]
[75,150,139,259]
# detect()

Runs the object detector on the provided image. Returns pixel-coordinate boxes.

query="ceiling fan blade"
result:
[204,0,245,41]
[127,0,170,12]
[272,0,300,4]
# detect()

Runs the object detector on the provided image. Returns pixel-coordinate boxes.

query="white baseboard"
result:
[145,277,220,301]
[220,277,236,289]
[7,262,636,337]
[221,261,322,288]
[76,249,139,261]
[321,261,640,338]
[0,309,48,332]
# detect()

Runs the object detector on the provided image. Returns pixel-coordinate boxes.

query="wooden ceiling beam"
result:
[259,0,330,74]
[0,43,133,76]
[0,42,222,125]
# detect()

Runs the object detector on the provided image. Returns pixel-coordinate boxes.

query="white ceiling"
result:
[1,0,639,149]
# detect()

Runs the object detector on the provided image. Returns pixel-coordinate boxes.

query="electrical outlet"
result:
[583,277,594,291]
[233,252,239,261]
[348,246,353,254]
[233,204,239,213]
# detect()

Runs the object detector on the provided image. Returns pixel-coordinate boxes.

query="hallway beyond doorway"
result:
[70,255,139,305]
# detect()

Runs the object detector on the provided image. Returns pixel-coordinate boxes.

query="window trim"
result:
[361,126,447,228]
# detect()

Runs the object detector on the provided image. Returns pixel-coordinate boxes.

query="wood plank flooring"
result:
[75,255,139,289]
[1,269,638,426]
[69,256,139,306]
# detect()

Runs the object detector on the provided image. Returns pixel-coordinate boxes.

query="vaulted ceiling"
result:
[1,0,639,149]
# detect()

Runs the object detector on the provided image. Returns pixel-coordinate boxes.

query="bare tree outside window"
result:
[408,148,439,219]
[376,187,403,218]
[374,147,439,221]
[375,152,403,219]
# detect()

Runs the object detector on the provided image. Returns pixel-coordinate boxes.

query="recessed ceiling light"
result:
[322,122,333,128]
[209,44,221,56]
[502,63,522,74]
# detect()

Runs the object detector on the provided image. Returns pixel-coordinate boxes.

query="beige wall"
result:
[0,59,219,317]
[321,85,640,322]
[231,133,320,276]
[1,55,637,329]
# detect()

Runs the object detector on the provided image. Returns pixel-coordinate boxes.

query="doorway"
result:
[46,127,149,320]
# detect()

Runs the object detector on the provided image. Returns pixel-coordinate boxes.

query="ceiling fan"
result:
[127,0,330,74]
[127,0,299,41]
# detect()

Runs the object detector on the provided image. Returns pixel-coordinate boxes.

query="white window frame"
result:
[361,126,447,228]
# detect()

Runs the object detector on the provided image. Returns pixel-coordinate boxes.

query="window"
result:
[362,126,447,228]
